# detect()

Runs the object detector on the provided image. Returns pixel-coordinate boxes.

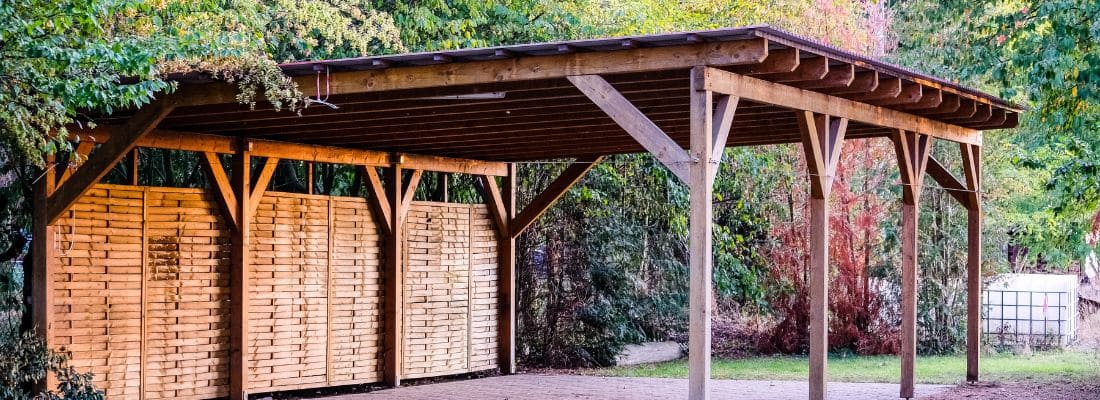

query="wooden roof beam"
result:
[756,56,828,83]
[173,39,770,107]
[701,67,981,145]
[917,93,962,115]
[849,77,902,102]
[895,88,944,111]
[822,71,878,95]
[736,48,799,74]
[873,84,925,106]
[793,64,855,89]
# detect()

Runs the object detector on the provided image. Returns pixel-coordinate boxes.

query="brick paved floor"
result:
[326,374,952,399]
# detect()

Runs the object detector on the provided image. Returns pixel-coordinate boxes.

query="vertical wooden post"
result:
[383,164,404,387]
[899,202,918,398]
[229,142,252,400]
[31,161,57,392]
[687,67,715,400]
[962,144,982,382]
[130,149,140,186]
[798,111,847,400]
[499,165,517,374]
[893,131,932,399]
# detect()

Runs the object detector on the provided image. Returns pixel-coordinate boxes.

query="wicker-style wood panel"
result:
[402,202,498,378]
[52,185,145,399]
[50,186,497,398]
[248,193,330,392]
[143,188,231,400]
[328,197,383,384]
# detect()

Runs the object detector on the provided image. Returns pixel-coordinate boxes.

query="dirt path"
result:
[926,379,1100,400]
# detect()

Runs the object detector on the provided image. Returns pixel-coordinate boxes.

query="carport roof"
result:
[89,25,1020,161]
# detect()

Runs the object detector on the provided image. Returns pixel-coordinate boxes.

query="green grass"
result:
[588,351,1099,384]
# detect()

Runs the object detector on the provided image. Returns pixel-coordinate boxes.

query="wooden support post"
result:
[380,163,413,386]
[893,130,932,399]
[961,143,982,382]
[499,166,517,373]
[798,110,847,400]
[229,140,252,400]
[129,148,140,185]
[31,163,57,392]
[687,67,715,400]
[474,171,516,373]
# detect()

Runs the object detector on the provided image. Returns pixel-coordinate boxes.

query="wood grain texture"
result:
[510,156,602,239]
[687,67,714,400]
[229,149,251,400]
[962,143,982,383]
[48,98,176,224]
[568,74,691,183]
[703,67,983,145]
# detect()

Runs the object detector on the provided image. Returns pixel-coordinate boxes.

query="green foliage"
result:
[892,0,1100,267]
[374,0,582,51]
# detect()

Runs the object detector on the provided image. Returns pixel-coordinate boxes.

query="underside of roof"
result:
[94,25,1020,162]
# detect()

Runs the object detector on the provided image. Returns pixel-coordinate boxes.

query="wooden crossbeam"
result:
[47,98,177,224]
[710,95,739,183]
[510,156,603,238]
[702,67,981,145]
[894,130,934,205]
[477,175,509,239]
[798,111,848,198]
[961,143,981,208]
[201,152,238,229]
[568,74,691,183]
[925,156,968,206]
[363,166,392,234]
[54,140,96,191]
[71,127,509,176]
[249,157,280,215]
[401,170,423,212]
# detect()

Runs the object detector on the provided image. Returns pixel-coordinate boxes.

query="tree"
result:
[892,0,1100,268]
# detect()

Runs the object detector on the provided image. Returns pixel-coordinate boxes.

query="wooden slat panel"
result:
[143,188,231,400]
[248,192,331,392]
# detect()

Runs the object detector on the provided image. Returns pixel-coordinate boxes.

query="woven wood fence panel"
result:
[248,192,385,392]
[51,185,231,400]
[402,201,498,378]
[142,188,231,399]
[51,186,498,398]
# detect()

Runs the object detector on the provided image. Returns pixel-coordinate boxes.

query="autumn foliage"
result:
[758,139,899,355]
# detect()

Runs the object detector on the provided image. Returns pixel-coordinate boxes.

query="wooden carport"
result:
[32,26,1019,400]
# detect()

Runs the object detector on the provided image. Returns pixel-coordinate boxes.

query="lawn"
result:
[588,351,1099,384]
